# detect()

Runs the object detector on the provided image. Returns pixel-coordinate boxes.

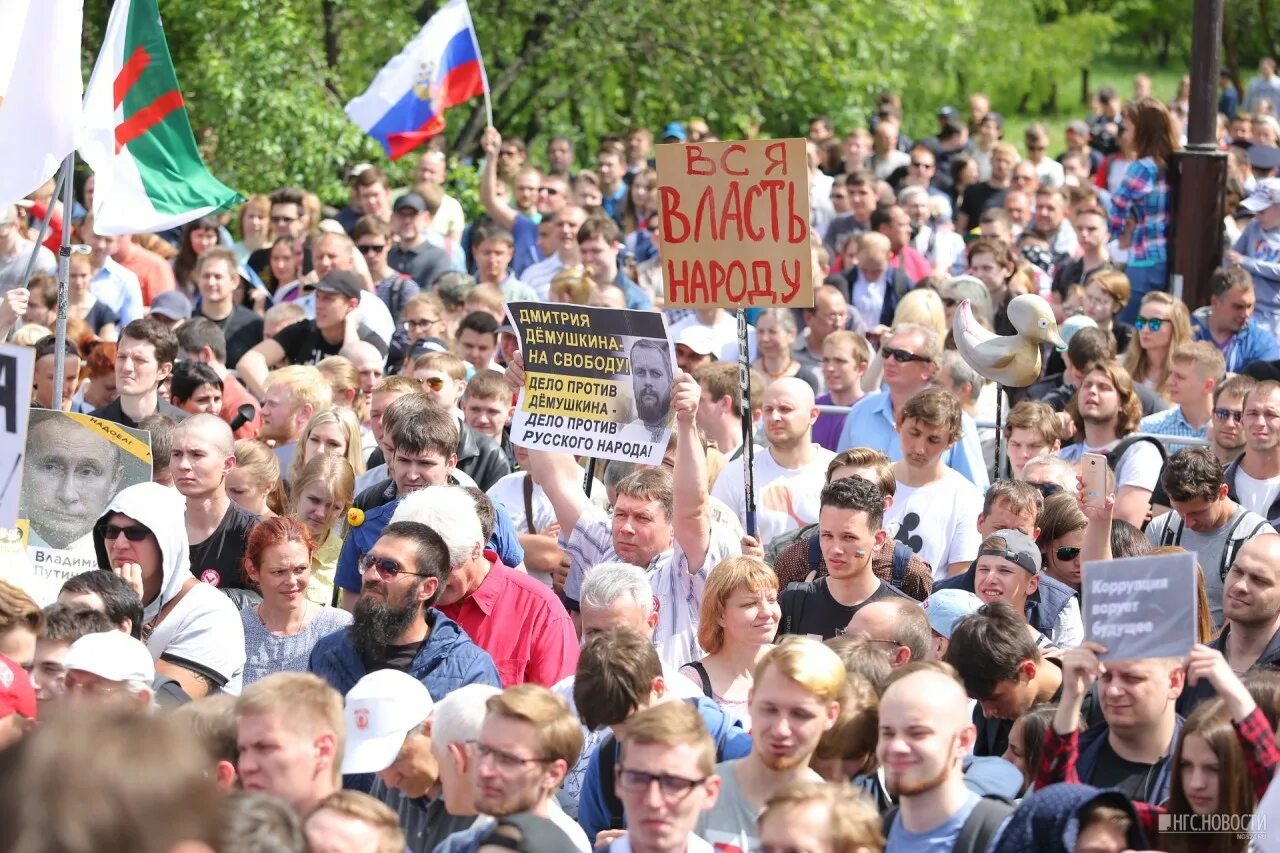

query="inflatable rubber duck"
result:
[954,293,1067,387]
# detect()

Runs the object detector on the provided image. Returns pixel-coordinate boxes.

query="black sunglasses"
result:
[96,522,152,542]
[1214,407,1244,424]
[1056,546,1082,561]
[1029,481,1063,498]
[881,346,928,364]
[357,243,386,254]
[358,553,430,580]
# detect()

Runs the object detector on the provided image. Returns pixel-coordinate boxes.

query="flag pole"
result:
[465,2,493,127]
[737,309,756,539]
[51,153,76,412]
[17,164,69,292]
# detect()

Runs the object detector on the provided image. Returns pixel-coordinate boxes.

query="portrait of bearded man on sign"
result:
[629,338,673,441]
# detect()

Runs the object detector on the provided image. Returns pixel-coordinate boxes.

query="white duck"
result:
[953,293,1067,387]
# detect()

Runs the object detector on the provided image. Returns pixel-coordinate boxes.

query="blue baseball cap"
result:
[922,589,984,638]
[661,122,687,142]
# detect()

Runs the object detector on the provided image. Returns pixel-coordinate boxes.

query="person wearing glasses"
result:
[92,481,246,697]
[1146,449,1274,633]
[835,324,988,489]
[1035,491,1088,592]
[479,127,571,275]
[310,518,500,708]
[842,596,930,669]
[353,215,419,331]
[1207,374,1255,467]
[435,684,591,853]
[603,700,724,853]
[245,187,312,280]
[1024,124,1065,189]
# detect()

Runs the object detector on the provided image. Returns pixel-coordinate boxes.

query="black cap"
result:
[314,270,363,300]
[393,192,427,213]
[408,336,449,359]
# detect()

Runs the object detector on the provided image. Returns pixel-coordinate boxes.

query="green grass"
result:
[999,58,1189,157]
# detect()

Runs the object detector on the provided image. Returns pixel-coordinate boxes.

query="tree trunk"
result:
[1044,81,1059,115]
[1081,67,1090,106]
[320,0,342,101]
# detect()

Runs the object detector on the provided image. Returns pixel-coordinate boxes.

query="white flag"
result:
[0,0,83,207]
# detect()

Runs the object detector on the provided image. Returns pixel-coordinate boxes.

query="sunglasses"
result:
[1055,546,1082,561]
[96,522,151,542]
[1213,407,1245,423]
[357,243,385,254]
[357,553,430,581]
[881,346,928,364]
[421,376,446,391]
[1134,316,1165,332]
[1029,481,1063,498]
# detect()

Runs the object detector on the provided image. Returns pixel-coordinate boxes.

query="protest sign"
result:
[507,301,673,467]
[1082,551,1197,661]
[656,138,814,309]
[0,410,153,605]
[0,343,34,532]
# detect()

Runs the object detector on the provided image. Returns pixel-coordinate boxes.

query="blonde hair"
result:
[485,685,584,768]
[316,355,368,423]
[697,557,778,654]
[12,324,52,346]
[549,267,595,305]
[310,791,405,853]
[892,288,946,337]
[289,454,356,530]
[758,781,884,851]
[754,636,847,703]
[1122,291,1192,396]
[233,438,285,515]
[412,350,467,380]
[620,698,716,778]
[289,406,365,487]
[237,673,345,784]
[463,283,506,318]
[266,365,333,413]
[1172,340,1227,382]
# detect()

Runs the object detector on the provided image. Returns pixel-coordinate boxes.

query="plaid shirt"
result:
[1036,706,1280,841]
[1109,157,1170,263]
[1138,406,1209,454]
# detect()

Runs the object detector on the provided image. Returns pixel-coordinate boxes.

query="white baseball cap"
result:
[342,669,434,775]
[63,630,155,684]
[675,325,718,357]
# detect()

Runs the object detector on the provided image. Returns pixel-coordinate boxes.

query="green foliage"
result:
[76,0,1196,201]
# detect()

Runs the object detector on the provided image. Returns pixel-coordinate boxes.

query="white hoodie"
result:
[94,482,246,694]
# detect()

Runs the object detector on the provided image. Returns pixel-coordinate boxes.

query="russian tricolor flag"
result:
[345,0,488,160]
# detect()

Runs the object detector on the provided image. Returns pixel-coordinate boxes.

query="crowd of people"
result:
[9,60,1280,853]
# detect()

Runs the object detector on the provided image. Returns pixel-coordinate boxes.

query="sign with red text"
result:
[656,139,813,309]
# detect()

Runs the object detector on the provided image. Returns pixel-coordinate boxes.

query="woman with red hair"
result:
[239,516,351,686]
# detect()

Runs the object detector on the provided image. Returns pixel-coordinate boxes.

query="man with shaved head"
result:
[1180,533,1280,713]
[878,663,1013,848]
[712,376,834,546]
[340,340,385,422]
[173,414,259,590]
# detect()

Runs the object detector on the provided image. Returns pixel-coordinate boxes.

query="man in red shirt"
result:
[391,484,578,689]
[111,233,176,306]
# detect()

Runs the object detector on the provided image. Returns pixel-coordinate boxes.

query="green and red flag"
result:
[79,0,241,234]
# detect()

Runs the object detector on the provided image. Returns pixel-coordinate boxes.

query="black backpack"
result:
[805,533,912,590]
[1105,434,1169,517]
[882,797,1014,853]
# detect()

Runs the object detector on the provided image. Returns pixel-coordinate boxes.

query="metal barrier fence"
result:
[813,405,1211,449]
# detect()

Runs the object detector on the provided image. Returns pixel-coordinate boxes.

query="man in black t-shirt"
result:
[957,142,1018,233]
[236,270,387,398]
[778,477,908,639]
[195,246,263,369]
[171,414,259,590]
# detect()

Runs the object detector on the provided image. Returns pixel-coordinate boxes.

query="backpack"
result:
[1105,434,1169,517]
[882,796,1014,853]
[806,533,912,592]
[1156,510,1270,580]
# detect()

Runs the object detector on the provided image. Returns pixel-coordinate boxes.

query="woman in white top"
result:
[240,516,351,686]
[681,556,780,729]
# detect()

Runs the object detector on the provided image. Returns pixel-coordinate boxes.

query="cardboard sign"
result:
[1082,551,1197,661]
[0,410,153,605]
[656,139,814,309]
[507,302,673,466]
[0,343,34,532]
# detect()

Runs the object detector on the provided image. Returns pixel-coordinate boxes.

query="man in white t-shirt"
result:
[884,387,983,579]
[1226,380,1280,527]
[712,378,834,549]
[1056,361,1164,528]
